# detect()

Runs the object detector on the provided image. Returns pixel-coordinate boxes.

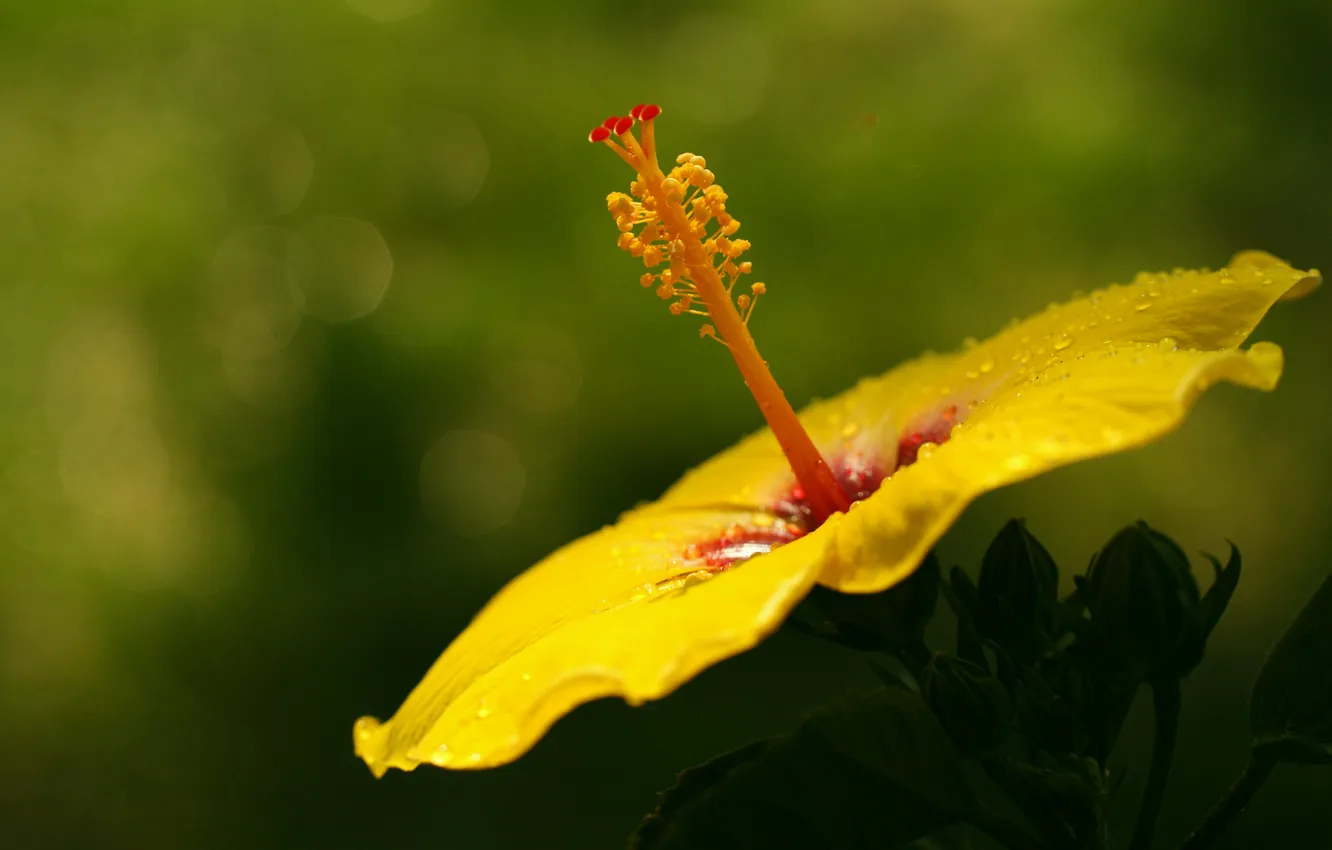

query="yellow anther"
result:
[598,119,772,332]
[699,323,717,339]
[661,178,685,200]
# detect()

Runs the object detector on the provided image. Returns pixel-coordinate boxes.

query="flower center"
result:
[590,104,853,526]
[679,404,965,571]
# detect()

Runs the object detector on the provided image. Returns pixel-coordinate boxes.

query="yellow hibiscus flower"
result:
[353,104,1320,776]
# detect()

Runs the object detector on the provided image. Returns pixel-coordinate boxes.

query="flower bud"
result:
[1084,522,1204,681]
[921,654,1013,756]
[975,519,1060,662]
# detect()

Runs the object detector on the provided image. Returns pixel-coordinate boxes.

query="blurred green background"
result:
[1,0,1329,847]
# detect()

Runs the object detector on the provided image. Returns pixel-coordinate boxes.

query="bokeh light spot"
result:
[409,112,490,213]
[488,324,583,416]
[202,227,304,359]
[222,120,314,218]
[288,215,394,323]
[58,414,170,522]
[46,309,156,425]
[420,430,526,537]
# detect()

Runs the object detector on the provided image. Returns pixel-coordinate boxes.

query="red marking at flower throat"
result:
[896,405,958,468]
[686,407,962,571]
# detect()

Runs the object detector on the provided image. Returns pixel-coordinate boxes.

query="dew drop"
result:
[840,422,859,439]
[476,706,491,719]
[1134,301,1153,312]
[520,672,532,682]
[1159,336,1178,351]
[965,369,979,380]
[979,357,995,374]
[1052,335,1072,351]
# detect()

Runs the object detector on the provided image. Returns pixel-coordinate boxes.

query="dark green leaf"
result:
[1199,544,1241,639]
[809,553,941,660]
[1250,573,1332,765]
[921,655,1012,757]
[868,657,913,690]
[630,740,773,850]
[635,688,979,850]
[945,567,988,669]
[984,754,1107,849]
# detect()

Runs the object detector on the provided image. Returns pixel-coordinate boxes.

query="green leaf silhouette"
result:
[1250,573,1332,765]
[631,688,979,850]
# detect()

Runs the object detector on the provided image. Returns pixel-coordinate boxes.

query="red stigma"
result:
[602,116,620,129]
[629,104,646,120]
[613,115,635,136]
[639,104,661,121]
[588,126,611,143]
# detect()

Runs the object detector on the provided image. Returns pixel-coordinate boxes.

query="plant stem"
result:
[1128,679,1182,850]
[1178,755,1276,850]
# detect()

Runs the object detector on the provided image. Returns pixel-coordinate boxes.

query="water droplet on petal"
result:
[1134,300,1152,312]
[979,357,995,374]
[1159,336,1178,351]
[1052,335,1072,351]
[840,422,859,439]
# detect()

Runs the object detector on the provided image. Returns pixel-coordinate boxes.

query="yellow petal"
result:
[356,251,1318,773]
[815,251,1320,591]
[355,508,840,774]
